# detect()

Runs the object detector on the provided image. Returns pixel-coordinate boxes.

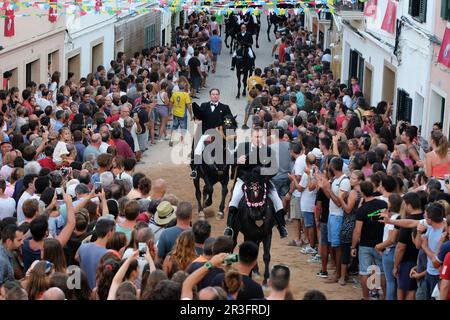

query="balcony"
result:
[333,0,365,20]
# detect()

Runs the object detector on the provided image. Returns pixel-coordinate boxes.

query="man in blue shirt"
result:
[208,29,222,74]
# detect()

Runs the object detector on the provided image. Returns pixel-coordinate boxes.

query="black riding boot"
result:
[274,209,288,239]
[224,206,237,237]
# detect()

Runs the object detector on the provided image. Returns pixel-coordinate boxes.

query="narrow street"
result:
[137,16,360,299]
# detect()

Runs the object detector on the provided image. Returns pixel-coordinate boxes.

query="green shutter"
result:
[442,0,450,20]
[144,25,156,48]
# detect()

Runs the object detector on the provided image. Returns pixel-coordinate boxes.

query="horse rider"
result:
[231,40,256,72]
[190,88,234,179]
[223,127,289,239]
[236,24,253,48]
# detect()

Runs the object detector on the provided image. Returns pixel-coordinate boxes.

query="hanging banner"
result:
[438,27,450,68]
[381,0,396,34]
[49,0,58,22]
[364,0,377,18]
[4,9,15,37]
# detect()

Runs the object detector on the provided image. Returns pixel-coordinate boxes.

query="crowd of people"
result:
[0,10,449,301]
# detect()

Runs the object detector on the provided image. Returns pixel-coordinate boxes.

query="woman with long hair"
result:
[425,131,450,179]
[42,238,67,273]
[163,230,197,277]
[94,251,121,300]
[335,170,364,286]
[155,81,170,141]
[25,260,54,300]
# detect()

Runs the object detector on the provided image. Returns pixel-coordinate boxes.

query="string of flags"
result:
[0,0,370,19]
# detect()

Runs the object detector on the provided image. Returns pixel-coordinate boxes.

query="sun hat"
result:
[154,201,177,226]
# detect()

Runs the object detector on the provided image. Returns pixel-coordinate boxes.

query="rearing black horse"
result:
[224,13,239,54]
[232,42,255,99]
[244,13,261,49]
[192,114,237,219]
[231,168,276,285]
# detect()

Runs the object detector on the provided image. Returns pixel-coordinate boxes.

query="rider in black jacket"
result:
[224,127,288,238]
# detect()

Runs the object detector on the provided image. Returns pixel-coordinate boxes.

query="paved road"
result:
[139,15,274,169]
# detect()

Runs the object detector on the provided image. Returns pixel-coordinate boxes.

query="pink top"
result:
[431,160,450,179]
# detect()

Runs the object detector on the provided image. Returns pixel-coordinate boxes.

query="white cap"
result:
[309,148,323,160]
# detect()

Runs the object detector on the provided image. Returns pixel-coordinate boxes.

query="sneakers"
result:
[316,271,328,278]
[300,245,318,255]
[241,124,249,130]
[307,254,321,263]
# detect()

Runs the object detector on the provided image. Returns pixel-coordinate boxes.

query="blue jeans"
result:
[383,248,397,300]
[424,273,440,300]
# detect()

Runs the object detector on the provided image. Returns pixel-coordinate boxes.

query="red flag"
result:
[381,0,396,34]
[364,0,377,18]
[438,27,450,68]
[4,9,15,37]
[49,0,57,23]
[95,0,102,11]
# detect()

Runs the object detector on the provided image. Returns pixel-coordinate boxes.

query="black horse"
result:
[244,13,261,49]
[233,43,255,99]
[192,114,237,219]
[231,169,276,285]
[224,13,239,54]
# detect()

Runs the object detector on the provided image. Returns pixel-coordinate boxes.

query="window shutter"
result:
[442,0,450,21]
[419,0,427,23]
[144,27,149,48]
[408,0,413,15]
[405,96,413,122]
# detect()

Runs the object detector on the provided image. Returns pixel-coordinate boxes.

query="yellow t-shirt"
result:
[247,76,265,102]
[170,91,191,118]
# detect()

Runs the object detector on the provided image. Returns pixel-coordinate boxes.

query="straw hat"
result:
[154,201,177,226]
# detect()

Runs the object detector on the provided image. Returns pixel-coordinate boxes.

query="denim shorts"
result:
[156,105,169,118]
[172,115,187,131]
[320,223,330,245]
[327,214,343,247]
[303,211,315,228]
[358,246,384,276]
[191,76,201,90]
[289,196,302,220]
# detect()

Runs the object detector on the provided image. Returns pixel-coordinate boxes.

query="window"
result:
[145,25,156,49]
[92,42,104,73]
[409,0,427,23]
[396,89,412,123]
[26,59,40,85]
[442,0,450,21]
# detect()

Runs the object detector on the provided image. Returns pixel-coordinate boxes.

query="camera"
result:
[223,253,239,265]
[56,188,63,201]
[87,124,92,130]
[138,242,147,257]
[94,182,102,194]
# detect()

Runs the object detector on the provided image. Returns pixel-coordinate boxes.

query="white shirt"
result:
[299,172,317,212]
[0,197,16,220]
[17,191,33,223]
[382,213,399,244]
[99,142,110,154]
[322,54,332,63]
[53,141,69,165]
[343,95,352,109]
[329,175,351,216]
[292,155,306,197]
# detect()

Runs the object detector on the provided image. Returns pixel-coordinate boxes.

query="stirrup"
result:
[190,170,197,179]
[223,227,234,238]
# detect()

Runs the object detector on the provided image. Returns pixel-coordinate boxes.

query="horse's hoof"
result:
[236,95,240,99]
[256,44,259,48]
[198,211,205,220]
[242,91,246,97]
[216,212,224,220]
[225,44,229,48]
